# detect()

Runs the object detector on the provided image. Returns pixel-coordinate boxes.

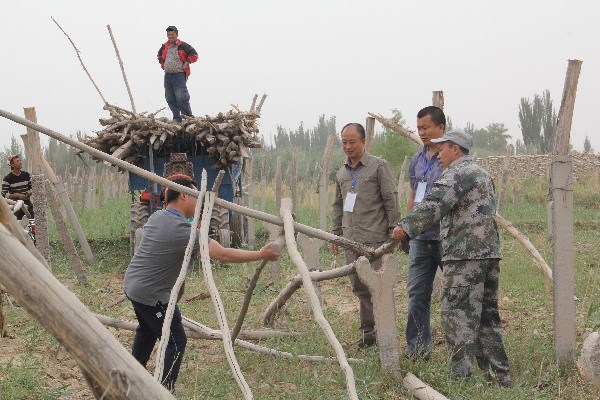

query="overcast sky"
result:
[1,0,598,156]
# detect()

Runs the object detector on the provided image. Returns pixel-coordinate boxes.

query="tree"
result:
[583,136,593,153]
[471,123,511,154]
[518,90,557,154]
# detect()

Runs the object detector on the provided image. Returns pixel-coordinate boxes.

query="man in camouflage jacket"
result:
[391,129,512,387]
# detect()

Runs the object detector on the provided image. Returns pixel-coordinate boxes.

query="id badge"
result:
[344,192,357,212]
[415,182,427,203]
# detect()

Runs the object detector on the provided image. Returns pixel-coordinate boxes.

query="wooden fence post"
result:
[365,117,376,154]
[318,134,335,231]
[551,59,581,368]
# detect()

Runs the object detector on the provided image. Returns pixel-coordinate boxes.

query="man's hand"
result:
[330,243,340,255]
[259,242,281,261]
[391,226,407,240]
[182,61,189,70]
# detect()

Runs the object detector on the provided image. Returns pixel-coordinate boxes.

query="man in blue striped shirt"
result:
[404,106,445,359]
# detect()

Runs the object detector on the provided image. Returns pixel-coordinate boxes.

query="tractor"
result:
[127,138,245,255]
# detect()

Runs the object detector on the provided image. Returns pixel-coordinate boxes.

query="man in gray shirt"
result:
[124,176,280,390]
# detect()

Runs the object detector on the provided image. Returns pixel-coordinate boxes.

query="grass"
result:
[1,175,599,399]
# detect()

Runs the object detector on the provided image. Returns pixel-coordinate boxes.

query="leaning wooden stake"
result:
[0,223,175,398]
[231,234,286,343]
[46,182,88,286]
[246,158,256,249]
[21,134,93,261]
[155,171,207,383]
[200,191,253,399]
[365,116,376,154]
[107,24,136,113]
[496,144,513,215]
[280,198,359,400]
[368,112,423,146]
[397,155,409,210]
[551,59,581,368]
[318,133,335,231]
[52,17,108,104]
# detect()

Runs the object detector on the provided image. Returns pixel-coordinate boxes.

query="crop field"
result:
[0,175,599,399]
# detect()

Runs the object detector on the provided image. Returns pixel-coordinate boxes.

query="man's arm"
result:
[208,240,280,263]
[181,42,198,64]
[157,44,165,64]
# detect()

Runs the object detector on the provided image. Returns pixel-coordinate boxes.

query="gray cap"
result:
[431,129,473,150]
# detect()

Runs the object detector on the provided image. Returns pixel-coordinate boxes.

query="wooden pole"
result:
[275,156,282,213]
[0,109,376,258]
[550,59,581,368]
[46,182,88,285]
[365,117,376,154]
[246,158,256,249]
[290,150,297,212]
[319,133,335,231]
[0,225,175,399]
[21,136,93,260]
[496,144,513,215]
[280,198,359,400]
[260,155,267,213]
[397,155,409,213]
[432,91,444,109]
[107,25,136,113]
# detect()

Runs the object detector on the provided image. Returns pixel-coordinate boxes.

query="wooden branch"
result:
[368,112,423,146]
[280,198,359,400]
[403,372,450,400]
[0,225,175,399]
[51,17,108,104]
[552,60,582,155]
[107,25,136,113]
[231,234,286,342]
[263,262,357,326]
[200,191,252,399]
[0,109,375,258]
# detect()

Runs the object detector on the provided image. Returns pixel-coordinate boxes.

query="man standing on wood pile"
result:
[124,176,280,391]
[404,106,445,360]
[331,123,399,348]
[391,129,512,387]
[2,155,34,220]
[157,26,198,122]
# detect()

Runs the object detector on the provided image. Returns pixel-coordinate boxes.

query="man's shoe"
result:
[496,372,513,388]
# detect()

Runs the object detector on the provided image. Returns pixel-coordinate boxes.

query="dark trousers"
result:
[130,299,187,390]
[14,199,34,220]
[164,72,192,122]
[345,241,385,341]
[406,239,443,355]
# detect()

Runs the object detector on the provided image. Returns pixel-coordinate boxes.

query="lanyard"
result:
[422,153,438,180]
[165,209,183,218]
[349,165,362,189]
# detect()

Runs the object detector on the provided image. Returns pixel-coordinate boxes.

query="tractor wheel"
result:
[229,197,244,248]
[209,206,230,247]
[130,201,149,256]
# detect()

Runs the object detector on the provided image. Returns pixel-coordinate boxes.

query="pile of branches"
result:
[82,96,266,168]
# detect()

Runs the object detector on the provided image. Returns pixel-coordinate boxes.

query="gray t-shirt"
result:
[124,206,208,306]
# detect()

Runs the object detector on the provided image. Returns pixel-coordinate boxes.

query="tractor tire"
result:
[209,206,230,247]
[229,197,244,248]
[130,201,149,256]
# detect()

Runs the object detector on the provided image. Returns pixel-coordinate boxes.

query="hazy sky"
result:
[1,0,598,156]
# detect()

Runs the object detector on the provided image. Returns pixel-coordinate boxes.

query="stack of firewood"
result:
[82,98,265,168]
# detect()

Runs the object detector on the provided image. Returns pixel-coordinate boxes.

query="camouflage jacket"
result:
[398,156,501,261]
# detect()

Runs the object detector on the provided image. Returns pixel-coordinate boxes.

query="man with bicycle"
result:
[2,155,34,220]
